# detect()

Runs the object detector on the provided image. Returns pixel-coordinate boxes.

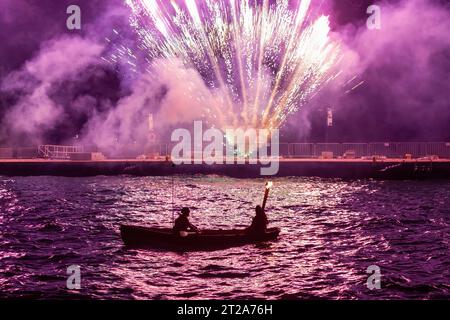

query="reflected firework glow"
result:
[1,176,448,299]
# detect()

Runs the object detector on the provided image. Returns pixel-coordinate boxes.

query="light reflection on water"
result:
[0,176,448,299]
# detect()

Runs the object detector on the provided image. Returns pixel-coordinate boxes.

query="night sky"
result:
[0,0,374,76]
[0,0,449,146]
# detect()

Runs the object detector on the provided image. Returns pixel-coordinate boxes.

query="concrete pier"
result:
[0,158,449,179]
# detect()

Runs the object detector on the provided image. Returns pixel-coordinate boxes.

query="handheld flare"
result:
[262,181,273,210]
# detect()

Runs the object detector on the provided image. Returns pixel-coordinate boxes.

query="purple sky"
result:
[0,0,374,76]
[0,0,449,149]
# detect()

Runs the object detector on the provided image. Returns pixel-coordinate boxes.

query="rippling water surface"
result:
[0,176,448,299]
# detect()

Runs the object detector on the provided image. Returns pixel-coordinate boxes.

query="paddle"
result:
[261,181,273,210]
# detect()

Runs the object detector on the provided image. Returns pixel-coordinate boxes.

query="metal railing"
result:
[38,145,84,160]
[149,142,450,159]
[1,142,449,160]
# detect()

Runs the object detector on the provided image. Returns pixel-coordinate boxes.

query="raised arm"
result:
[188,222,199,232]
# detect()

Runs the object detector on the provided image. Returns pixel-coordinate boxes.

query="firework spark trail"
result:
[260,0,311,127]
[122,0,341,130]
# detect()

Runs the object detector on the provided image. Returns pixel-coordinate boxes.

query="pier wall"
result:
[0,159,449,180]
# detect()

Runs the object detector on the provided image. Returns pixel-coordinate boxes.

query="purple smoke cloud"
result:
[1,37,104,144]
[0,0,449,155]
[314,0,450,141]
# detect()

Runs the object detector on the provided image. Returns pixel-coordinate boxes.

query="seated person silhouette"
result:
[173,207,199,235]
[246,205,268,235]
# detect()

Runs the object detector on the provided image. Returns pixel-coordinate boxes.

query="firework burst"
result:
[121,0,341,130]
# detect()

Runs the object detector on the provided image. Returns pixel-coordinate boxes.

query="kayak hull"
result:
[120,225,280,251]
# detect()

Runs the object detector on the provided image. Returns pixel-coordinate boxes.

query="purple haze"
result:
[0,0,449,155]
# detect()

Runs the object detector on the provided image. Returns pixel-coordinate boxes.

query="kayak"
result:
[120,225,280,251]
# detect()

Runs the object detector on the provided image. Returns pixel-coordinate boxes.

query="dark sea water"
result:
[0,175,448,300]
